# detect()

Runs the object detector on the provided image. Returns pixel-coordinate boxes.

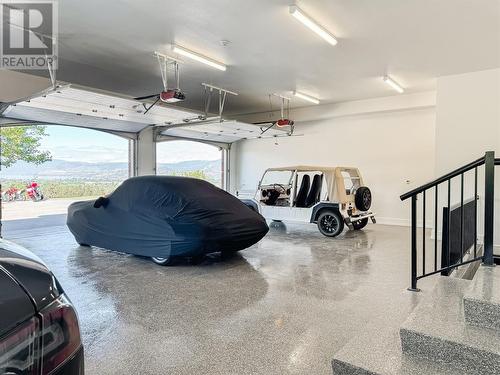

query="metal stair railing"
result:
[400,151,495,291]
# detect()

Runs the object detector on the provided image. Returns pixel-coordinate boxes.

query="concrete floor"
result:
[5,219,437,375]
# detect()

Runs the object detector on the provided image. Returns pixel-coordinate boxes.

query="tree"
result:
[181,170,209,180]
[171,169,214,183]
[1,126,51,168]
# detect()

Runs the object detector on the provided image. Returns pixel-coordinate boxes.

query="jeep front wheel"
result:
[317,210,344,237]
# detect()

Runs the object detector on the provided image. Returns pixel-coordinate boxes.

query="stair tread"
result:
[332,325,469,375]
[333,275,500,374]
[463,265,500,305]
[401,277,500,355]
[332,287,468,375]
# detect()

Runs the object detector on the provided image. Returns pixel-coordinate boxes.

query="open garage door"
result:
[158,119,288,144]
[155,84,291,145]
[1,84,290,143]
[0,85,198,137]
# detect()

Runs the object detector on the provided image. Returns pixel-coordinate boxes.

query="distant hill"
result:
[0,159,221,183]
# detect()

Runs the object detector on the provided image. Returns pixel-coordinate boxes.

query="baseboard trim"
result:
[375,217,408,226]
[375,217,433,229]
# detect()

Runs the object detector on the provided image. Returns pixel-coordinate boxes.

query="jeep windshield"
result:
[260,170,293,186]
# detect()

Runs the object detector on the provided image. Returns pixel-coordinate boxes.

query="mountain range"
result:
[0,159,221,182]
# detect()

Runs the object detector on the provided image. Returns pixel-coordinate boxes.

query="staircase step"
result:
[463,266,500,330]
[332,327,469,375]
[400,277,500,374]
[331,287,469,375]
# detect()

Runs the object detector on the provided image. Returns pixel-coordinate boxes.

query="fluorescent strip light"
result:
[289,5,338,46]
[293,91,320,104]
[383,76,404,93]
[172,45,226,71]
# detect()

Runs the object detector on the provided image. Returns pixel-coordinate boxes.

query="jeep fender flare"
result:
[310,203,340,223]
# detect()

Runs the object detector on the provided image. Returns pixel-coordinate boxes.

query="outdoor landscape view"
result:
[0,125,222,202]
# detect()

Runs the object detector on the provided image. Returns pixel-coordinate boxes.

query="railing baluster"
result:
[409,195,419,291]
[434,185,438,272]
[422,190,426,274]
[447,179,451,270]
[474,167,477,258]
[460,173,464,263]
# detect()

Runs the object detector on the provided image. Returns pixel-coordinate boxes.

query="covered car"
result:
[67,176,269,265]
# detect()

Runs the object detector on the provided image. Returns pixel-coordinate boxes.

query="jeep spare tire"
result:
[355,187,372,211]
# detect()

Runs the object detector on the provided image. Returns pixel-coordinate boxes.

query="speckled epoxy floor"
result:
[5,220,437,375]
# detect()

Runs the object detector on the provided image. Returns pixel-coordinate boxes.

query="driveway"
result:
[2,198,89,233]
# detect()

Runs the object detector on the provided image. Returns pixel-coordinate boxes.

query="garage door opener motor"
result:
[134,52,186,114]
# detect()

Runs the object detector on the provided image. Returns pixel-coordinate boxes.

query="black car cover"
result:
[67,176,269,259]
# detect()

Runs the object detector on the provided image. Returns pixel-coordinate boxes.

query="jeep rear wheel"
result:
[352,218,368,230]
[317,210,344,237]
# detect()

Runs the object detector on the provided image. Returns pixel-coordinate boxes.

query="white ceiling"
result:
[28,0,500,115]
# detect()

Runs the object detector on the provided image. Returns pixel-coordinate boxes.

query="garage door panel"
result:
[3,105,145,133]
[163,120,288,143]
[163,127,242,143]
[8,86,198,126]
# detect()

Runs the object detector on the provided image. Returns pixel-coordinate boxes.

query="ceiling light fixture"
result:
[289,5,338,46]
[383,75,404,93]
[172,44,226,71]
[293,91,320,104]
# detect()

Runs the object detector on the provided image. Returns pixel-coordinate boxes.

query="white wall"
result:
[232,69,500,232]
[435,68,500,174]
[232,103,436,226]
[434,69,500,243]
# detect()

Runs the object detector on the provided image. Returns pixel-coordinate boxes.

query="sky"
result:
[40,126,221,163]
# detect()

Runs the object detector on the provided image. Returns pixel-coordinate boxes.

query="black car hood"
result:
[0,239,61,312]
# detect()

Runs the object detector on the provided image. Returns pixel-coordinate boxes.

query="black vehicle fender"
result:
[310,203,340,223]
[240,199,258,212]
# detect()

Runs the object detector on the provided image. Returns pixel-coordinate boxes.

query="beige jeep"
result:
[241,166,375,237]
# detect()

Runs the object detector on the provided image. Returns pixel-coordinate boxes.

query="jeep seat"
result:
[305,174,322,207]
[295,174,310,208]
